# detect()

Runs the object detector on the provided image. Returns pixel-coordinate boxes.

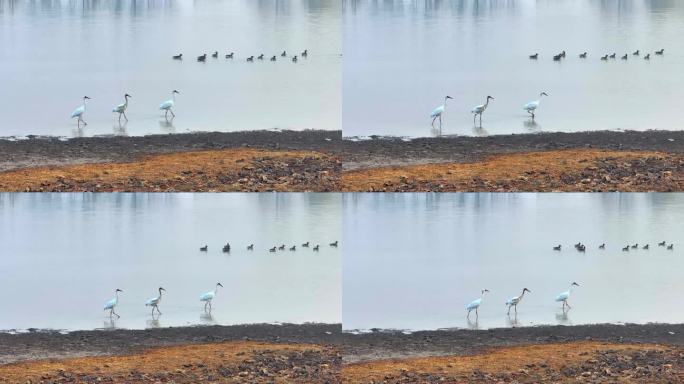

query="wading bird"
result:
[104,288,123,318]
[471,96,494,126]
[555,282,579,310]
[430,95,453,133]
[466,289,489,318]
[159,90,179,120]
[112,93,131,123]
[200,283,223,312]
[145,287,165,315]
[506,288,531,316]
[172,53,182,60]
[523,92,548,120]
[71,96,91,128]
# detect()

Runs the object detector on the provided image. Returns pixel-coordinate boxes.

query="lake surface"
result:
[0,1,341,138]
[0,193,341,331]
[343,0,684,138]
[343,193,684,331]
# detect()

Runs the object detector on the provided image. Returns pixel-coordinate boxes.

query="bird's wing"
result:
[159,100,174,110]
[523,101,539,110]
[506,296,518,305]
[113,103,125,113]
[70,105,84,118]
[200,292,214,301]
[555,291,569,301]
[103,298,116,309]
[145,297,158,306]
[430,105,444,118]
[466,298,481,309]
[471,105,484,113]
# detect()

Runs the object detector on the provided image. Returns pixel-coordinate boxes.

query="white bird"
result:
[506,288,531,316]
[555,282,580,310]
[466,289,489,318]
[159,90,180,120]
[430,95,453,135]
[145,287,166,315]
[70,96,91,128]
[112,93,132,124]
[523,92,548,120]
[471,95,494,126]
[103,288,123,318]
[200,282,223,312]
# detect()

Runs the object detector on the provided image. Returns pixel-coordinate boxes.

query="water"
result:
[0,0,341,138]
[343,0,684,138]
[0,193,341,331]
[343,193,684,331]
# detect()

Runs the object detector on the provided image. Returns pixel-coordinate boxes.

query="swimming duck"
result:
[302,49,308,57]
[222,243,230,253]
[225,52,234,59]
[560,50,566,58]
[330,241,338,247]
[656,49,664,55]
[247,244,254,250]
[257,54,264,60]
[599,243,605,249]
[270,55,277,61]
[621,54,628,60]
[622,246,629,251]
[292,55,298,62]
[633,50,640,56]
[313,245,320,251]
[302,242,310,247]
[553,54,562,61]
[278,244,285,250]
[200,245,208,252]
[553,245,561,251]
[644,54,651,60]
[289,246,296,251]
[659,241,667,246]
[172,53,183,60]
[281,50,287,57]
[631,243,638,249]
[642,244,649,250]
[529,53,538,59]
[197,54,207,62]
[579,52,587,58]
[668,244,674,250]
[212,51,218,58]
[247,56,254,62]
[269,247,276,252]
[600,55,608,61]
[609,53,616,59]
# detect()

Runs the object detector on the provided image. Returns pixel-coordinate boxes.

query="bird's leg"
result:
[431,116,437,128]
[113,309,120,318]
[479,114,482,126]
[473,114,477,124]
[514,305,517,314]
[566,301,572,309]
[475,307,479,318]
[123,111,128,121]
[164,110,169,120]
[507,306,510,316]
[170,109,176,118]
[151,306,155,316]
[439,115,442,136]
[204,302,208,312]
[467,309,471,318]
[109,308,113,317]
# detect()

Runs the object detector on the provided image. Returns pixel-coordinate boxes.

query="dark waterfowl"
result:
[553,245,561,251]
[200,245,208,252]
[313,245,320,251]
[631,243,638,249]
[560,50,566,58]
[644,54,651,60]
[659,241,667,246]
[302,242,310,247]
[225,52,234,59]
[656,49,665,55]
[633,50,640,56]
[601,55,608,61]
[270,55,277,61]
[172,53,183,60]
[281,50,287,57]
[257,54,264,60]
[302,49,308,57]
[269,247,276,252]
[553,54,562,61]
[197,54,207,62]
[609,53,616,59]
[278,244,285,250]
[622,246,629,252]
[247,244,254,250]
[642,244,649,250]
[247,56,254,62]
[579,52,587,58]
[330,241,338,247]
[599,243,605,249]
[292,55,298,62]
[212,51,218,58]
[222,243,231,253]
[289,246,296,251]
[621,54,628,60]
[668,244,674,250]
[529,53,539,60]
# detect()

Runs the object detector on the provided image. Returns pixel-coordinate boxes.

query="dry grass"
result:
[0,148,340,192]
[342,149,684,192]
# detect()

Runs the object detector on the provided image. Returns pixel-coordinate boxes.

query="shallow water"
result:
[0,193,341,331]
[343,0,684,138]
[343,193,684,331]
[0,0,341,138]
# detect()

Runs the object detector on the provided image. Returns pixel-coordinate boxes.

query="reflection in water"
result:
[556,309,572,325]
[103,319,118,330]
[343,193,684,331]
[472,125,489,136]
[344,1,684,137]
[200,312,216,325]
[0,1,341,137]
[506,314,521,328]
[466,317,479,330]
[0,193,341,331]
[113,122,129,136]
[146,317,161,329]
[523,119,541,133]
[158,119,175,133]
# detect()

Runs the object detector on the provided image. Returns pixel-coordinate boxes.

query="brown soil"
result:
[343,342,684,383]
[0,148,340,192]
[0,341,340,383]
[341,149,684,192]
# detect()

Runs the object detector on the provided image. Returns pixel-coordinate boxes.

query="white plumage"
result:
[103,288,122,318]
[430,95,453,134]
[200,282,223,312]
[555,282,579,310]
[506,288,531,315]
[524,92,548,119]
[466,289,489,318]
[145,287,165,315]
[71,96,91,128]
[159,90,180,119]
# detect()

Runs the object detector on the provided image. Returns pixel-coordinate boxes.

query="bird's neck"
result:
[519,289,526,299]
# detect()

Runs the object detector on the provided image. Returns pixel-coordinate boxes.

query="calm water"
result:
[0,193,341,331]
[343,0,684,138]
[0,1,341,138]
[343,193,684,331]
